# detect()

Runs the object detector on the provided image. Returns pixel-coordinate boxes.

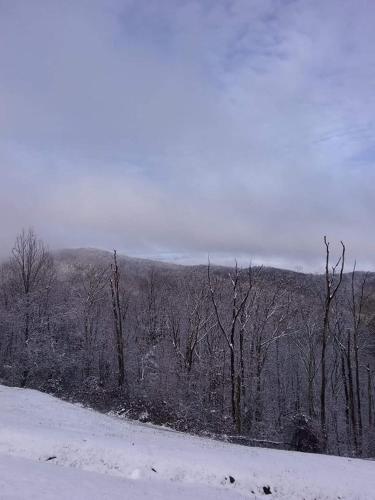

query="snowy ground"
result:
[0,385,374,499]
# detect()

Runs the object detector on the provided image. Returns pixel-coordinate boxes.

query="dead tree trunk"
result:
[367,364,373,428]
[346,331,358,453]
[341,354,351,449]
[320,237,345,447]
[110,250,125,387]
[350,265,368,451]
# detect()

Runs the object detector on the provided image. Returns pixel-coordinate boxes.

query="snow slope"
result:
[0,385,374,499]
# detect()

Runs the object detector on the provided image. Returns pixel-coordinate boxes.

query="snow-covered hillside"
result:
[0,385,374,499]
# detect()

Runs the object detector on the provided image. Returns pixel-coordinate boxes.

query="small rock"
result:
[229,476,235,484]
[263,485,272,495]
[46,456,57,461]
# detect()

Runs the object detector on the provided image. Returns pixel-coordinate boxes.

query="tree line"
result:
[0,229,374,457]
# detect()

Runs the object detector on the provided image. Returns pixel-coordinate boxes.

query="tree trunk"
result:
[110,250,125,387]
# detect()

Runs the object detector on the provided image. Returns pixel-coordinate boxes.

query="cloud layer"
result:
[1,0,374,270]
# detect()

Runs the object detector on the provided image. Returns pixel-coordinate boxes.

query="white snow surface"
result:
[0,385,374,499]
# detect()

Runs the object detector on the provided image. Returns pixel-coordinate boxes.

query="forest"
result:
[1,229,374,458]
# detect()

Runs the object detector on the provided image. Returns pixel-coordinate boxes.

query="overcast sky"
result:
[1,0,374,270]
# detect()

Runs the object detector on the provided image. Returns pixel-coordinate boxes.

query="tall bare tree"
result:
[320,236,345,445]
[10,228,54,386]
[349,265,369,450]
[208,260,253,433]
[110,250,126,387]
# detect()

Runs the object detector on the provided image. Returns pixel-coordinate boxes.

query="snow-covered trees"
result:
[2,229,55,386]
[0,229,374,457]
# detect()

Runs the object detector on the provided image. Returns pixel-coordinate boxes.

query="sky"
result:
[1,0,374,271]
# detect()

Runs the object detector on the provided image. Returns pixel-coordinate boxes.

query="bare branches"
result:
[11,228,53,295]
[323,236,345,301]
[207,260,232,349]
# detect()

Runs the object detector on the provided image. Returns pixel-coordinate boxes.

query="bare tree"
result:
[171,282,215,372]
[208,260,253,433]
[73,263,109,379]
[246,286,290,427]
[293,307,319,418]
[349,265,369,450]
[333,308,358,453]
[10,229,54,386]
[320,236,345,445]
[110,250,126,387]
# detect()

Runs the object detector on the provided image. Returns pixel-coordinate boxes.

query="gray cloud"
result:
[1,0,374,270]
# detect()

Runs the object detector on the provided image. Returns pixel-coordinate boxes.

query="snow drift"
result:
[0,384,374,499]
